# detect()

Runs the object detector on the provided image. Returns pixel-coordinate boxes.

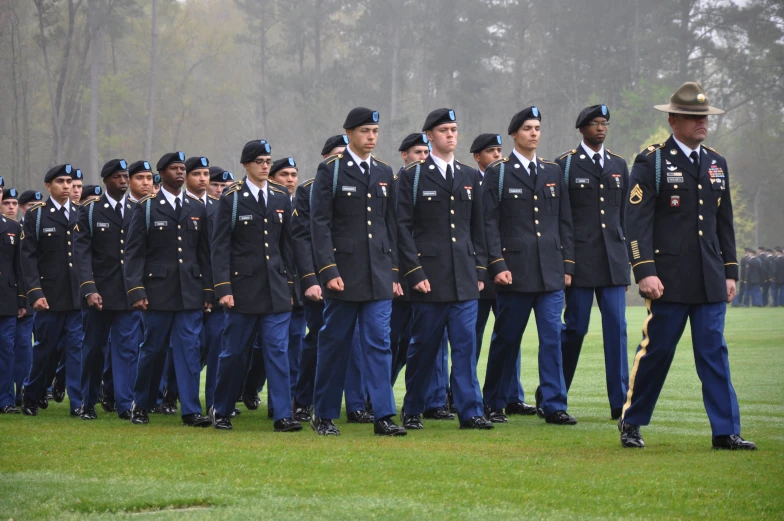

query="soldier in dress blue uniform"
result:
[745,249,763,306]
[469,133,535,420]
[208,166,234,200]
[1,186,19,220]
[73,160,140,420]
[125,151,213,427]
[0,185,25,414]
[127,161,155,203]
[619,82,756,450]
[20,164,83,416]
[310,108,405,436]
[481,107,578,426]
[555,105,630,421]
[773,247,784,306]
[208,140,300,432]
[12,190,40,407]
[397,108,492,431]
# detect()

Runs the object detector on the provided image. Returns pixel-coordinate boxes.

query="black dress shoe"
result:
[447,390,456,414]
[243,392,260,411]
[485,407,508,424]
[374,417,407,436]
[21,399,38,416]
[80,407,98,420]
[365,397,374,416]
[545,410,577,425]
[70,407,81,417]
[311,415,340,436]
[611,408,623,420]
[209,407,232,430]
[118,410,131,420]
[619,419,645,448]
[505,402,537,416]
[52,377,65,403]
[293,404,312,423]
[149,404,163,414]
[712,435,757,451]
[400,410,423,430]
[274,417,303,432]
[347,410,373,424]
[46,390,53,401]
[130,403,149,425]
[162,387,178,409]
[423,406,455,420]
[230,408,241,417]
[100,398,116,413]
[0,405,20,414]
[182,413,211,427]
[459,416,494,430]
[534,386,544,419]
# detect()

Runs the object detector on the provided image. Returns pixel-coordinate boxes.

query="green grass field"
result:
[1,306,782,520]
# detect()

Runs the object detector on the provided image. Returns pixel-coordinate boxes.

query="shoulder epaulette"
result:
[558,149,577,160]
[302,179,315,187]
[644,142,665,156]
[455,159,472,169]
[223,183,242,196]
[488,157,509,169]
[607,149,625,160]
[81,196,100,206]
[137,194,155,204]
[269,180,287,190]
[207,194,219,201]
[28,202,46,213]
[72,201,81,207]
[372,156,388,167]
[269,186,287,195]
[323,154,343,165]
[405,160,425,171]
[186,192,201,202]
[703,145,722,156]
[540,159,557,165]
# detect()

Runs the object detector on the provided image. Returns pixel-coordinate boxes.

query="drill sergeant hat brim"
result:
[654,81,725,115]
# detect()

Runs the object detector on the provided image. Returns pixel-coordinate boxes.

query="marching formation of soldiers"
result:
[0,82,762,450]
[734,247,784,307]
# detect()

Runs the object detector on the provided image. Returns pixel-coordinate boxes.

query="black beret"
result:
[44,164,75,183]
[18,190,43,205]
[343,107,379,129]
[270,157,297,178]
[4,188,18,200]
[80,184,102,201]
[74,169,83,181]
[0,175,3,187]
[576,104,610,128]
[128,160,153,177]
[153,173,161,185]
[100,159,128,178]
[185,156,209,173]
[508,106,541,134]
[422,108,456,132]
[776,246,783,253]
[399,132,429,152]
[470,133,502,154]
[321,134,349,155]
[240,140,271,164]
[156,151,186,172]
[209,166,234,183]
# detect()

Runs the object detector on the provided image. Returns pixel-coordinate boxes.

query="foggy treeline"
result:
[0,0,782,246]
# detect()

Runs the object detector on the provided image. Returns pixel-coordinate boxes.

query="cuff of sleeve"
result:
[563,260,575,276]
[214,282,232,300]
[80,282,97,300]
[127,287,147,305]
[632,260,657,283]
[405,266,427,287]
[300,274,319,292]
[488,258,508,278]
[476,267,486,283]
[203,288,215,303]
[27,288,45,305]
[319,265,340,284]
[724,263,739,280]
[17,297,26,309]
[392,267,399,284]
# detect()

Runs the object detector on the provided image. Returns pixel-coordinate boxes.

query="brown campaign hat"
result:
[654,81,725,115]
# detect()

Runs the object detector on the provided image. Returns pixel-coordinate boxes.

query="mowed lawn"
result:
[1,306,782,520]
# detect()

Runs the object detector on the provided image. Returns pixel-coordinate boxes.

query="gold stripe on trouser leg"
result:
[622,298,652,419]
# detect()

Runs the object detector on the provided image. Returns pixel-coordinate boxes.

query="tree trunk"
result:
[389,0,402,128]
[34,0,62,163]
[258,0,268,133]
[145,0,159,160]
[88,0,103,182]
[313,0,322,81]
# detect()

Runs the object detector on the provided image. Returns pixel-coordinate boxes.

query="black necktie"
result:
[360,161,369,175]
[60,205,69,220]
[690,151,700,170]
[528,162,536,178]
[174,197,181,219]
[258,188,266,214]
[445,164,453,189]
[593,153,602,173]
[115,202,123,221]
